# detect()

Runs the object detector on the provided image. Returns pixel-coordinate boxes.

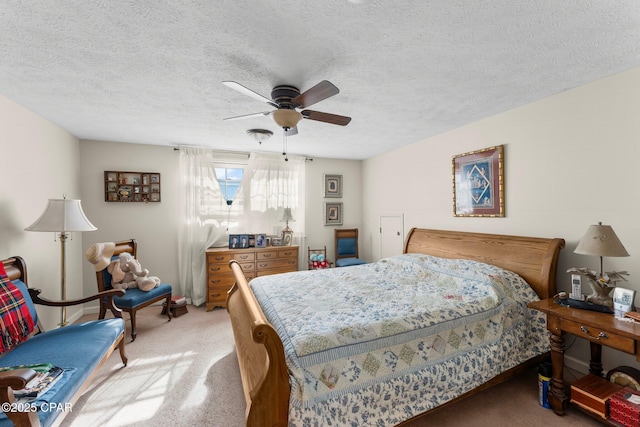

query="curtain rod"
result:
[172,145,313,161]
[172,146,249,156]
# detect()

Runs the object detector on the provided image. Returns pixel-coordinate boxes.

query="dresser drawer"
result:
[207,253,232,264]
[208,289,227,305]
[278,248,298,259]
[233,252,255,262]
[256,250,279,261]
[561,318,636,353]
[256,266,298,276]
[237,262,255,272]
[208,263,231,275]
[256,258,298,271]
[208,274,235,288]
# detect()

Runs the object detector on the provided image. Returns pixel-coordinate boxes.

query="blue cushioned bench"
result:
[0,256,127,427]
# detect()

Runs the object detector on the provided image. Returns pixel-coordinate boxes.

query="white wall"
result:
[79,141,180,308]
[78,142,362,309]
[0,93,84,330]
[362,66,640,373]
[304,158,362,263]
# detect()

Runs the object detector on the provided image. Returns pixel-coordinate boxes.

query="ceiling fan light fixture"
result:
[246,128,273,144]
[272,109,302,129]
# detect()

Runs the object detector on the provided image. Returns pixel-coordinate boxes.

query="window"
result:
[215,167,244,202]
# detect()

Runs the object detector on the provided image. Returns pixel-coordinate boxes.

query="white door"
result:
[379,214,404,260]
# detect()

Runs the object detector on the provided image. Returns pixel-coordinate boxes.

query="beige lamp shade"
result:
[280,207,295,223]
[25,198,97,232]
[574,222,629,257]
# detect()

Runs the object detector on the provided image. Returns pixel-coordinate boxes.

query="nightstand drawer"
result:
[562,319,636,353]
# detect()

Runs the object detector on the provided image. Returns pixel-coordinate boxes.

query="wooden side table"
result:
[528,298,640,416]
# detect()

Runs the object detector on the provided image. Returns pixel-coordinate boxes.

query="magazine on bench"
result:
[0,363,64,399]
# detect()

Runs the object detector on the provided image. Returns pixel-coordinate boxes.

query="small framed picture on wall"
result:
[324,202,343,226]
[324,174,343,198]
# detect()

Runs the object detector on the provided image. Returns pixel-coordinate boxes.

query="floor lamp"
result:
[25,196,97,326]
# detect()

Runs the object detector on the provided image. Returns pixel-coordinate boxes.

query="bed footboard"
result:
[227,260,290,427]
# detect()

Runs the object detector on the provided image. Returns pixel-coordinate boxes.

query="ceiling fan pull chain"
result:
[282,129,289,161]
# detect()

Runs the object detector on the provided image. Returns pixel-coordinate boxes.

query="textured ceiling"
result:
[2,1,640,160]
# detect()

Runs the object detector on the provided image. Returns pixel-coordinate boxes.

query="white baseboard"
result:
[564,355,589,375]
[83,305,101,315]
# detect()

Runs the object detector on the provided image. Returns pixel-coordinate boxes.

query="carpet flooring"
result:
[63,305,602,426]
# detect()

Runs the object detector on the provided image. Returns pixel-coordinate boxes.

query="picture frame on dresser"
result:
[452,145,504,217]
[255,234,267,248]
[282,230,293,246]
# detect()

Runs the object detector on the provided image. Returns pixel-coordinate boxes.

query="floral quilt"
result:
[250,254,549,426]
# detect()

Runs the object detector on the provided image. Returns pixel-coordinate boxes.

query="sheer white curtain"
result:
[177,147,228,306]
[178,148,305,307]
[239,153,306,240]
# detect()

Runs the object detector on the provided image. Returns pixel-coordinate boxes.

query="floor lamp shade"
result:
[25,198,97,326]
[25,199,97,233]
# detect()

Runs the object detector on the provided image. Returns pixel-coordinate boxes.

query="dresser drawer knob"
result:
[263,254,272,258]
[215,256,225,261]
[580,326,608,340]
[212,293,221,298]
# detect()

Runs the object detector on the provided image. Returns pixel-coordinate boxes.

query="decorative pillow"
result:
[0,263,35,353]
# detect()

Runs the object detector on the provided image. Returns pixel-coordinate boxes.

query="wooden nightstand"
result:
[529,298,640,417]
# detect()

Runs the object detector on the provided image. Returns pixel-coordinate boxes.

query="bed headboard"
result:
[403,228,565,299]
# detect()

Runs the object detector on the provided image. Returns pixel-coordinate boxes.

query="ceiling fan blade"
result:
[285,126,298,136]
[222,81,278,108]
[223,111,271,121]
[291,80,339,109]
[301,110,351,126]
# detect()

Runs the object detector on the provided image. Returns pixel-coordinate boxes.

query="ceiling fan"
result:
[222,80,351,136]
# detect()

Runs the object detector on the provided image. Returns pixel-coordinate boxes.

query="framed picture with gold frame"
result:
[453,145,504,217]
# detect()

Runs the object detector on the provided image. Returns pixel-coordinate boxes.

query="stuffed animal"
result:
[119,252,161,292]
[310,253,319,269]
[107,257,134,290]
[318,254,328,269]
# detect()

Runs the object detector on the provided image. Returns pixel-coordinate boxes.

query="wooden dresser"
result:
[205,245,299,310]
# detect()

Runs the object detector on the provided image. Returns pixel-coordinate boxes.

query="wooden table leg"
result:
[549,329,569,415]
[589,341,603,376]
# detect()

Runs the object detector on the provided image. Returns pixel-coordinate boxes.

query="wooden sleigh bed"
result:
[226,228,565,426]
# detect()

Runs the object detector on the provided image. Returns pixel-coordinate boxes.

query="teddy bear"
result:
[119,253,161,292]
